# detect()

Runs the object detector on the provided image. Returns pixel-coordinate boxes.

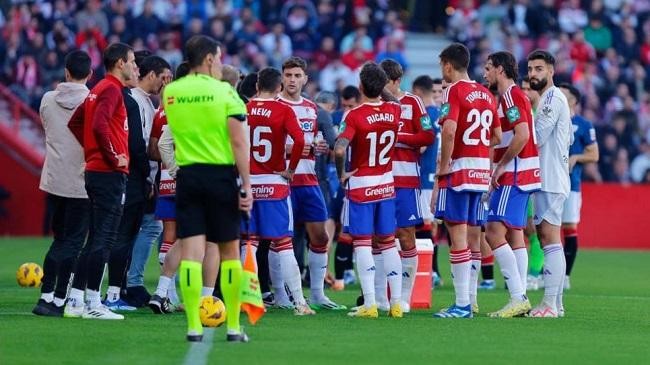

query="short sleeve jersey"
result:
[277,96,319,186]
[493,84,541,191]
[393,92,433,188]
[339,101,401,203]
[163,74,246,166]
[247,98,305,200]
[569,115,596,192]
[438,80,500,192]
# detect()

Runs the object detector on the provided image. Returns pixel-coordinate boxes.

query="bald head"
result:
[221,64,240,87]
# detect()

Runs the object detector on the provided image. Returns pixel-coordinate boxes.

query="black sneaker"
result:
[187,333,203,342]
[148,294,166,314]
[32,299,51,316]
[161,297,173,314]
[125,286,152,307]
[226,329,250,343]
[262,292,275,307]
[48,302,64,317]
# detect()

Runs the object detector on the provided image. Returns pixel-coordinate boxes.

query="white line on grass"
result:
[182,328,215,365]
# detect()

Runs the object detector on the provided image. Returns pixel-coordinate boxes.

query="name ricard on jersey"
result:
[365,112,395,124]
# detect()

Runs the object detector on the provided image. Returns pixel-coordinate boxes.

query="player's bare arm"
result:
[228,116,253,211]
[492,123,528,188]
[334,137,354,184]
[569,142,599,171]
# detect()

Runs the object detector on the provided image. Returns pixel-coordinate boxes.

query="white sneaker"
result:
[82,304,125,320]
[564,276,571,290]
[527,275,540,291]
[377,301,390,312]
[401,301,411,313]
[64,303,84,318]
[528,303,558,318]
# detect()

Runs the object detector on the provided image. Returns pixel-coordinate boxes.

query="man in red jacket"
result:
[66,42,137,320]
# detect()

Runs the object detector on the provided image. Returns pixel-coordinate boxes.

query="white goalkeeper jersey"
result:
[534,86,573,197]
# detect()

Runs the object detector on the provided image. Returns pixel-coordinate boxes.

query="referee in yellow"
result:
[163,35,252,343]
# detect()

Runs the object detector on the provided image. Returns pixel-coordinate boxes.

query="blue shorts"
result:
[487,186,530,229]
[396,188,424,228]
[242,198,293,239]
[476,199,489,226]
[155,196,176,221]
[342,198,396,238]
[434,188,482,226]
[291,185,328,223]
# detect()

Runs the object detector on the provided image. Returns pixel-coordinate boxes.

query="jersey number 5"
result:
[463,109,492,146]
[252,126,272,163]
[367,130,395,167]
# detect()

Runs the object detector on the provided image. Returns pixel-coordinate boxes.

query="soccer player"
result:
[482,51,539,317]
[411,76,443,288]
[521,76,544,290]
[33,50,92,317]
[66,43,136,320]
[379,59,434,312]
[527,50,573,318]
[431,43,501,318]
[243,67,314,315]
[558,83,599,290]
[335,62,402,318]
[163,35,252,342]
[276,57,344,310]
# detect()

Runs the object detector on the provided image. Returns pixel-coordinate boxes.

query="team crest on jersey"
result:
[542,105,552,116]
[440,103,450,117]
[506,106,520,123]
[420,115,432,130]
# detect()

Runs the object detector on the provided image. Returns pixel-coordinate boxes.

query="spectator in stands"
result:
[340,26,373,53]
[133,0,165,41]
[259,23,293,68]
[157,36,183,73]
[33,50,92,317]
[319,59,354,92]
[75,0,109,35]
[312,36,338,70]
[341,38,374,71]
[376,38,408,71]
[630,140,650,183]
[558,0,588,35]
[584,16,613,54]
[108,15,132,44]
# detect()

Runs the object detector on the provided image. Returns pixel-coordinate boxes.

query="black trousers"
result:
[41,194,90,298]
[108,201,145,288]
[72,171,126,292]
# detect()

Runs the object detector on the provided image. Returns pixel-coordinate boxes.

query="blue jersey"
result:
[569,115,596,192]
[419,105,440,189]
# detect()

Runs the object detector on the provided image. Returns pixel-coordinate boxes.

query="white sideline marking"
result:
[182,328,215,365]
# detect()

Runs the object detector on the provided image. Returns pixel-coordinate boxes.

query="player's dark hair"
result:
[527,49,556,66]
[185,35,221,69]
[488,51,518,81]
[341,85,361,101]
[175,61,191,80]
[439,43,470,71]
[103,42,133,71]
[134,49,153,68]
[379,59,403,81]
[257,67,282,92]
[64,50,91,80]
[432,78,443,84]
[237,72,258,99]
[282,56,307,72]
[138,55,171,80]
[359,62,389,99]
[558,82,581,102]
[412,75,434,92]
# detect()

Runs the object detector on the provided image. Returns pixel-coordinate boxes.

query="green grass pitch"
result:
[1,237,649,364]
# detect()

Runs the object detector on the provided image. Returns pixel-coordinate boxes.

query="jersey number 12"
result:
[366,130,395,167]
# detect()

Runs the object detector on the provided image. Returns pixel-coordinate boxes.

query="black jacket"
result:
[123,88,150,205]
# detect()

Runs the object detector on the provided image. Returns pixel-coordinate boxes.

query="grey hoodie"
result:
[39,82,90,198]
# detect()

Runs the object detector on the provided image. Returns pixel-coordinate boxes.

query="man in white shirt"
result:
[124,55,172,307]
[526,50,573,318]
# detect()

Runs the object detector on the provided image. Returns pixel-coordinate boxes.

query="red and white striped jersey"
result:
[393,92,435,188]
[494,84,541,191]
[277,96,319,186]
[338,101,401,203]
[438,80,500,192]
[248,98,305,200]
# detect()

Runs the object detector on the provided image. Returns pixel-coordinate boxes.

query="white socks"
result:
[155,275,172,297]
[542,243,566,310]
[106,286,121,302]
[493,244,525,300]
[513,247,528,291]
[354,244,376,308]
[450,249,472,307]
[382,246,402,305]
[201,287,213,297]
[269,250,289,303]
[40,292,54,303]
[68,288,84,307]
[400,248,418,307]
[279,249,306,306]
[469,251,481,306]
[85,289,101,309]
[308,249,328,301]
[373,251,387,306]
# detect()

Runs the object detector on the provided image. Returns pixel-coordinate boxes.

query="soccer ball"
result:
[16,262,43,287]
[199,296,226,327]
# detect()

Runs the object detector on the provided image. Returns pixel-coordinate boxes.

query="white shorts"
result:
[533,191,566,226]
[561,191,582,224]
[420,188,434,221]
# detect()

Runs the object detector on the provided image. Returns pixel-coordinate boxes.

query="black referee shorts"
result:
[175,164,240,243]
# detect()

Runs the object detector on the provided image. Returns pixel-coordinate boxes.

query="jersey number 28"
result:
[463,109,493,146]
[366,130,395,167]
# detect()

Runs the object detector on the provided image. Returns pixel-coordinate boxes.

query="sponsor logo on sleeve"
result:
[440,103,450,118]
[506,106,520,123]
